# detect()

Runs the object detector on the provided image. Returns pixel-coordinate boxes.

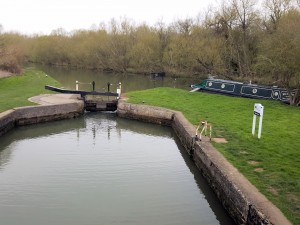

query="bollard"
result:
[76,81,79,91]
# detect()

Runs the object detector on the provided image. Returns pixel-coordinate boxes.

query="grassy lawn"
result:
[0,68,59,113]
[127,87,300,224]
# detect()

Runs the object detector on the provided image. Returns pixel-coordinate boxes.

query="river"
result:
[35,65,202,93]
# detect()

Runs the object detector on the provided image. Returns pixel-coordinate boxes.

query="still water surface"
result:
[0,113,234,225]
[36,65,202,93]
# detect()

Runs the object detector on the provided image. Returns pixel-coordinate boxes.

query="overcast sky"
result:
[0,0,217,35]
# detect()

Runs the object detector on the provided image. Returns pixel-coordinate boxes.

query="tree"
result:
[256,10,300,105]
[162,19,200,74]
[0,32,25,73]
[154,20,172,69]
[204,0,260,78]
[105,18,135,72]
[162,31,195,73]
[263,0,293,31]
[174,18,194,35]
[191,27,226,75]
[230,0,260,77]
[128,25,161,72]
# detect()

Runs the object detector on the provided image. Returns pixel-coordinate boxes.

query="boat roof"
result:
[206,78,243,85]
[205,78,294,90]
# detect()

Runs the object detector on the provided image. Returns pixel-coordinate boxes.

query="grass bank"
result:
[127,87,300,224]
[0,68,59,113]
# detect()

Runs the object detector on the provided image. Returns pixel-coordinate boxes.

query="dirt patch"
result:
[212,137,228,143]
[239,151,249,155]
[248,161,260,165]
[254,168,264,173]
[268,186,279,196]
[286,193,299,203]
[0,70,13,78]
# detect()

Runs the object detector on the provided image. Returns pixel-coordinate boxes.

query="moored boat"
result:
[191,78,295,103]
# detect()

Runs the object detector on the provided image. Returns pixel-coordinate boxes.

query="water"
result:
[35,65,202,93]
[0,113,235,225]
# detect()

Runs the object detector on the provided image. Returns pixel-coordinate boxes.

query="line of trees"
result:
[0,25,25,73]
[1,0,299,104]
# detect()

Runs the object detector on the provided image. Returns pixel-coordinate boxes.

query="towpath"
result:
[29,94,82,105]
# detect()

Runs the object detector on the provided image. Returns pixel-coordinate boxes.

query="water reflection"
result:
[174,137,234,225]
[0,113,234,225]
[34,64,201,93]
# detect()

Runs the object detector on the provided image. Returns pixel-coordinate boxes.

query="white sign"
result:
[252,103,264,139]
[254,103,263,116]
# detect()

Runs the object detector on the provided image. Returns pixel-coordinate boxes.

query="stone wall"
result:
[117,101,291,225]
[117,101,174,126]
[0,102,84,137]
[0,110,17,137]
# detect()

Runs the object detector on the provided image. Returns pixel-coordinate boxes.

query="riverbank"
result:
[0,68,60,113]
[0,94,84,136]
[117,101,291,225]
[0,68,84,135]
[126,87,300,224]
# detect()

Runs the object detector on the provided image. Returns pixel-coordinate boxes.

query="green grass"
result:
[0,68,60,113]
[127,87,300,224]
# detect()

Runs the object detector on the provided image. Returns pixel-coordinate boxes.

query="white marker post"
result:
[76,81,79,91]
[252,103,264,139]
[116,82,122,99]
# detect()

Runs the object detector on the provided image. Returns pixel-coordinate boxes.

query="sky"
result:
[0,0,216,35]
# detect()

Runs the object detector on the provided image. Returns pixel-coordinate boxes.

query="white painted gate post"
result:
[117,82,122,99]
[252,114,256,136]
[252,103,264,139]
[258,105,264,139]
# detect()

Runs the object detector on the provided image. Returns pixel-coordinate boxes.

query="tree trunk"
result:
[289,84,300,106]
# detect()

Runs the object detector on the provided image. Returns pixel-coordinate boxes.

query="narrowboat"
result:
[190,78,295,103]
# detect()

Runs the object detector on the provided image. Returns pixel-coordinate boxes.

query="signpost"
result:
[252,103,264,139]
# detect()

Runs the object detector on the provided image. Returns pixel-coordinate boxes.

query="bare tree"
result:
[256,10,300,105]
[174,18,194,35]
[231,0,259,76]
[263,0,292,30]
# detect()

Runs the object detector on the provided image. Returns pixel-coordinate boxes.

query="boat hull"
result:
[191,79,294,103]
